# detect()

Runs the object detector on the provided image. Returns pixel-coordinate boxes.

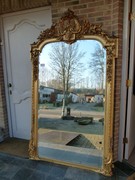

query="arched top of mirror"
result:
[31,9,118,57]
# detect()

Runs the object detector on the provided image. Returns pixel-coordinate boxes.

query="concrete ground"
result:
[39,102,104,119]
[0,152,128,180]
[38,102,104,135]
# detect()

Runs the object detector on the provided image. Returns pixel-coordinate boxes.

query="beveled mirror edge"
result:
[29,9,118,176]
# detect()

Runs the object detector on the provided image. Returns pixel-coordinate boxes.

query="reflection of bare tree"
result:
[39,65,52,86]
[88,44,106,92]
[89,77,94,89]
[47,76,63,90]
[39,64,46,85]
[49,42,85,117]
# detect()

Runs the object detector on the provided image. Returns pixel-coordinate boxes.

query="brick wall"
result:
[0,0,124,161]
[112,0,124,161]
[0,0,50,14]
[52,0,121,35]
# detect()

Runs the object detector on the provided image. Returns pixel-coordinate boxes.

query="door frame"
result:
[118,0,131,161]
[0,6,51,138]
[119,0,135,161]
[124,0,135,159]
[0,15,13,137]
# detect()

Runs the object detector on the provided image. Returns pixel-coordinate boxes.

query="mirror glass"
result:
[38,40,106,168]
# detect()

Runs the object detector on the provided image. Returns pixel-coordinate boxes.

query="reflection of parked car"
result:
[94,95,103,103]
[90,95,104,103]
[90,97,95,103]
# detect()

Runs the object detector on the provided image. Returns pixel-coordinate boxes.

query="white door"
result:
[2,7,52,139]
[125,0,135,159]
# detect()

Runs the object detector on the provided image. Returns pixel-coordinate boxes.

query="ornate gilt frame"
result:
[29,9,118,176]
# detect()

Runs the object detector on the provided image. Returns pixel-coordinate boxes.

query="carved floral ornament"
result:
[130,11,135,21]
[35,9,116,44]
[31,49,40,81]
[30,9,118,176]
[31,9,118,82]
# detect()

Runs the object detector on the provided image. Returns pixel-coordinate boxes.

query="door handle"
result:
[9,90,12,95]
[8,83,12,88]
[8,83,12,95]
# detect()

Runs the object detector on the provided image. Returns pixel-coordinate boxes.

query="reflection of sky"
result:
[39,40,106,89]
[40,40,101,67]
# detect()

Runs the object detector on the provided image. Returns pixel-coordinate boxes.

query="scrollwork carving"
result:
[103,155,113,176]
[29,139,37,159]
[130,12,135,21]
[31,49,40,81]
[105,44,117,83]
[36,9,113,45]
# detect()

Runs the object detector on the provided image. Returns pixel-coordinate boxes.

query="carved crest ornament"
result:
[29,9,118,176]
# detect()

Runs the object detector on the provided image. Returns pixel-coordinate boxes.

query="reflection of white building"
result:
[56,94,64,102]
[39,86,54,103]
[39,85,63,103]
[69,93,80,103]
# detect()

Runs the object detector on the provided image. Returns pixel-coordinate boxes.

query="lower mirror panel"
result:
[38,117,104,169]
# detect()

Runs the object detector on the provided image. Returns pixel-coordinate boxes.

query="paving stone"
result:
[0,161,7,171]
[0,163,20,179]
[115,161,135,176]
[114,167,129,177]
[65,167,108,180]
[0,153,15,164]
[28,171,47,180]
[0,176,10,180]
[49,164,68,178]
[11,167,34,180]
[36,161,52,173]
[9,156,38,170]
[46,175,62,180]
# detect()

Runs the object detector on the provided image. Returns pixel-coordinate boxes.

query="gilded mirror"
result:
[29,10,118,176]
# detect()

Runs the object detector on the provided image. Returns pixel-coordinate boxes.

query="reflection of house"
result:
[85,94,94,103]
[85,94,104,103]
[39,85,63,103]
[39,86,55,103]
[39,87,80,104]
[1,0,135,173]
